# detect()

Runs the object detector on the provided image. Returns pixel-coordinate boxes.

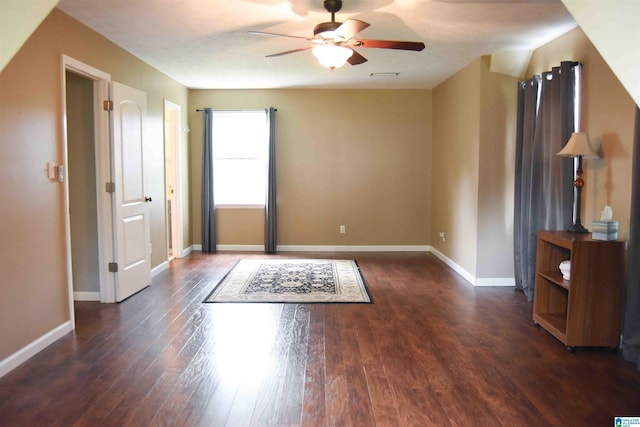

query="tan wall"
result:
[189,89,432,247]
[0,9,189,360]
[477,57,518,279]
[431,59,482,275]
[431,57,518,280]
[526,27,637,240]
[217,208,265,245]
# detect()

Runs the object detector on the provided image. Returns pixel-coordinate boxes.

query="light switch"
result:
[47,163,56,180]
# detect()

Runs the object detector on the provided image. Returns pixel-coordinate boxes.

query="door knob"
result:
[145,196,153,202]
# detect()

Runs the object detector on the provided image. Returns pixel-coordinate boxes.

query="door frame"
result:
[163,99,183,259]
[61,56,116,321]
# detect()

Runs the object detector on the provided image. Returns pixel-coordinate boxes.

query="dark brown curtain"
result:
[622,105,640,368]
[514,62,578,301]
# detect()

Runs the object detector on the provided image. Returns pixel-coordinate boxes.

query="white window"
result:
[211,110,268,206]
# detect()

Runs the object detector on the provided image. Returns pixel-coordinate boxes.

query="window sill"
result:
[215,204,265,209]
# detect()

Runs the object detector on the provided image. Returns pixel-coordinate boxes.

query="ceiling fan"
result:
[249,0,425,70]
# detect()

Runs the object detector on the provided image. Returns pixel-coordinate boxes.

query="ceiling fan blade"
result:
[266,47,312,58]
[348,49,368,66]
[354,39,426,51]
[334,19,370,40]
[249,31,315,41]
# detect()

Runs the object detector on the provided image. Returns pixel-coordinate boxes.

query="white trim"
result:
[151,260,170,278]
[277,245,431,252]
[215,204,265,209]
[73,291,101,301]
[193,244,265,252]
[217,245,265,251]
[0,321,73,378]
[181,246,193,257]
[429,247,476,284]
[192,244,430,252]
[474,277,515,287]
[429,247,515,287]
[189,243,513,285]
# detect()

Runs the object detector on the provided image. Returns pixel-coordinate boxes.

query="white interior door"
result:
[112,81,151,301]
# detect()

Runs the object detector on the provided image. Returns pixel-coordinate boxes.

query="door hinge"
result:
[103,100,113,111]
[108,262,118,273]
[105,182,115,193]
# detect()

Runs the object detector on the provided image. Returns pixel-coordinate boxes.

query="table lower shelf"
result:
[533,312,567,344]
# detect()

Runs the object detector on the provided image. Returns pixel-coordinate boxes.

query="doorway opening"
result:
[66,71,100,302]
[164,100,183,260]
[62,56,113,327]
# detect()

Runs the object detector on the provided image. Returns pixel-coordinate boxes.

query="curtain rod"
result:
[196,108,277,112]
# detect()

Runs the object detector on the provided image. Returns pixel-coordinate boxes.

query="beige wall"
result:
[477,58,518,278]
[216,208,265,246]
[189,89,432,247]
[526,27,637,239]
[431,57,518,280]
[431,59,482,275]
[0,9,189,360]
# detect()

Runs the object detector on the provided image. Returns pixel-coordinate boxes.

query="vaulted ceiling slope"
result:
[55,0,577,89]
[561,0,640,107]
[0,0,59,71]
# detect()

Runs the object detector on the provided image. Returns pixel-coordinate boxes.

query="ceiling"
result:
[56,0,577,90]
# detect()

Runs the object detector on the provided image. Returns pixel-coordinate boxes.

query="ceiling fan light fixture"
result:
[312,44,353,70]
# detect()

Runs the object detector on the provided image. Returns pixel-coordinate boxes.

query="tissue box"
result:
[592,220,618,241]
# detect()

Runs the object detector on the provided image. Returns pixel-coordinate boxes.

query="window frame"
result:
[210,109,268,208]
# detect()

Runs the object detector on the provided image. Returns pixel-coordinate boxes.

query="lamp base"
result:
[568,223,589,233]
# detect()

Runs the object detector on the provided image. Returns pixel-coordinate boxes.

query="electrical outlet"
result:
[340,225,346,234]
[439,232,446,242]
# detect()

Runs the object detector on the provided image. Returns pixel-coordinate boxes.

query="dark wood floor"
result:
[1,252,640,426]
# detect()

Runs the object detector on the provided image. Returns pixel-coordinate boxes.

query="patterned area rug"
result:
[204,259,372,303]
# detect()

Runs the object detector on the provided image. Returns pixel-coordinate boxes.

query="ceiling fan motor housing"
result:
[316,0,343,36]
[324,0,342,14]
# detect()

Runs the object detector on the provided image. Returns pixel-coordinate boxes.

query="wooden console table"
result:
[533,231,625,350]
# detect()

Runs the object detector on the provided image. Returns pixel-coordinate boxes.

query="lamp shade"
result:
[557,132,599,159]
[312,44,353,70]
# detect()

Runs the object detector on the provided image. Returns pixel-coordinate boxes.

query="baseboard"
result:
[191,244,264,252]
[429,247,476,284]
[217,245,265,251]
[0,321,73,378]
[276,245,431,252]
[188,244,512,285]
[428,247,514,287]
[151,260,169,278]
[73,291,100,301]
[192,244,430,253]
[474,277,516,287]
[181,246,193,257]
